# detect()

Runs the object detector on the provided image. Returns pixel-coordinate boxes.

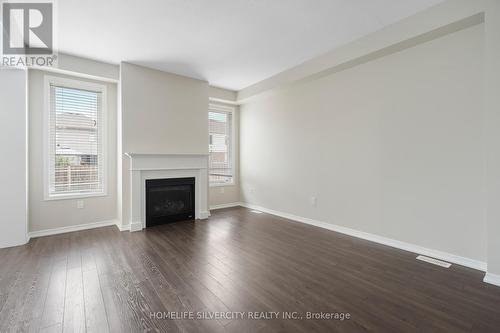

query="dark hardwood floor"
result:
[1,207,499,332]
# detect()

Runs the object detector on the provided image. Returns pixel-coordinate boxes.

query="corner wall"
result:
[119,62,209,228]
[484,0,500,278]
[0,68,28,247]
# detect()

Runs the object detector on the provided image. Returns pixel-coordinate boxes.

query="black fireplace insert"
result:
[145,177,195,227]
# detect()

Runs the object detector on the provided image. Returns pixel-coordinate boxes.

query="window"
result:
[209,104,234,186]
[45,76,106,199]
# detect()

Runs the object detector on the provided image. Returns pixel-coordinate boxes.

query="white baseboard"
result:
[115,222,129,232]
[0,238,30,249]
[210,202,242,210]
[239,202,487,272]
[129,221,143,232]
[484,273,500,287]
[199,211,210,219]
[28,219,118,239]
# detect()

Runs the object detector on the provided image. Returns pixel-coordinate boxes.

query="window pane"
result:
[209,108,233,185]
[49,84,104,196]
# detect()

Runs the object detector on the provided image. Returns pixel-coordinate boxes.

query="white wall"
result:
[120,62,208,154]
[0,69,28,247]
[119,62,209,227]
[55,53,120,81]
[28,69,118,232]
[240,24,486,262]
[209,86,237,102]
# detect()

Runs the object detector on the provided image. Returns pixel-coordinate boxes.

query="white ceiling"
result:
[58,0,444,91]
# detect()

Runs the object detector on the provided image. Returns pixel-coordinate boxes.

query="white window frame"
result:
[43,75,108,200]
[209,103,235,187]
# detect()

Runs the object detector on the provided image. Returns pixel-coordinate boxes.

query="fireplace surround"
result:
[125,153,209,231]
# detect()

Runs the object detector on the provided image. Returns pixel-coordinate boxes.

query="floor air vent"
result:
[416,255,451,268]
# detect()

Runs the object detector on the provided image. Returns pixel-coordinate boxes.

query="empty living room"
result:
[2,0,500,332]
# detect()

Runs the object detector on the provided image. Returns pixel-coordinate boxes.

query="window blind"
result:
[48,84,104,197]
[208,105,233,185]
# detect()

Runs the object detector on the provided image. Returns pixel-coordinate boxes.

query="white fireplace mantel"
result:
[125,153,210,232]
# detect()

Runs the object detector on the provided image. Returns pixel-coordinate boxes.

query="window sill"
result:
[44,192,107,201]
[209,183,236,188]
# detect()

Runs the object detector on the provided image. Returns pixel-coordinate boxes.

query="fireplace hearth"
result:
[145,177,195,227]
